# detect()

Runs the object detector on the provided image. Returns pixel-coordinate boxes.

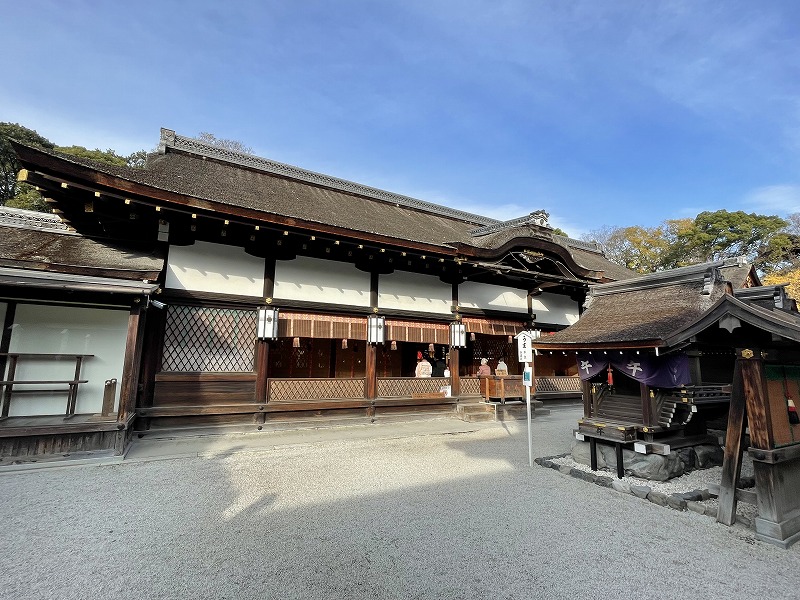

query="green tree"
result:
[675,210,787,268]
[581,223,675,274]
[55,146,129,167]
[0,122,54,205]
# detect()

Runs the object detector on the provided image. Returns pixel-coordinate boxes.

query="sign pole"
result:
[525,361,532,467]
[516,330,536,467]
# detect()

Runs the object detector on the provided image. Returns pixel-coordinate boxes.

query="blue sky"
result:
[3,1,800,236]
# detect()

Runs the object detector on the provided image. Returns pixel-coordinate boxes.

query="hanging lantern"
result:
[341,338,348,350]
[470,332,476,342]
[390,340,397,351]
[428,343,435,353]
[508,335,513,344]
[367,314,385,344]
[293,337,300,348]
[607,365,614,386]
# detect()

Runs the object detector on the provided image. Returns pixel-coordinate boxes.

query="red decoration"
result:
[607,365,614,386]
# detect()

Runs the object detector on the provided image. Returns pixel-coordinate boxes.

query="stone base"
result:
[571,440,724,481]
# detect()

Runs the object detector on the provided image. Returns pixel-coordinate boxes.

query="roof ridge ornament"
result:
[470,210,551,237]
[158,128,499,227]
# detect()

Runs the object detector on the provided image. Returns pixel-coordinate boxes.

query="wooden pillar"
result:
[365,343,377,399]
[641,382,653,428]
[256,340,270,403]
[740,350,773,450]
[137,302,166,416]
[718,357,747,525]
[450,347,461,397]
[686,349,703,385]
[582,379,592,418]
[118,300,146,423]
[0,301,17,383]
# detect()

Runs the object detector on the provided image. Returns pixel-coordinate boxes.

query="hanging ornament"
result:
[293,337,300,348]
[470,332,476,342]
[390,340,397,351]
[428,343,435,353]
[607,365,614,386]
[341,338,348,350]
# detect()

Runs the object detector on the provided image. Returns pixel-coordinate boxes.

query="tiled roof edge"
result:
[158,128,499,227]
[0,206,74,234]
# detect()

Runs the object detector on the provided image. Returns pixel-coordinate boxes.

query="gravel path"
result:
[2,404,799,600]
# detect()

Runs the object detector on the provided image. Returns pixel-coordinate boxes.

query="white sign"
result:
[517,333,533,363]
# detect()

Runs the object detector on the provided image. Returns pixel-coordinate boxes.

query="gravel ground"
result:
[2,403,800,600]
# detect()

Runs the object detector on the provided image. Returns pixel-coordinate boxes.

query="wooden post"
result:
[0,302,16,388]
[582,380,592,418]
[641,382,653,428]
[718,357,747,525]
[450,347,461,397]
[256,340,269,403]
[365,343,377,399]
[741,350,774,450]
[117,301,145,423]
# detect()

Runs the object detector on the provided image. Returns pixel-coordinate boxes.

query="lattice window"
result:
[161,305,257,372]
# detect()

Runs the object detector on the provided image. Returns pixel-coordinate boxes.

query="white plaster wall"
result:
[274,256,371,307]
[166,241,265,297]
[7,304,129,416]
[378,271,452,314]
[531,292,580,326]
[458,282,528,314]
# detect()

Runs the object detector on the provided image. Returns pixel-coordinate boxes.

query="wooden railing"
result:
[0,353,94,419]
[534,376,582,397]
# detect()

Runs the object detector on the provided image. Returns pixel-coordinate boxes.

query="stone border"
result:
[534,454,756,529]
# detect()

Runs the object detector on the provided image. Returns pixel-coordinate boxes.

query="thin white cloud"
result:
[745,185,800,215]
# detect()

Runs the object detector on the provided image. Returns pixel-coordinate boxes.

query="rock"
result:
[677,490,704,502]
[595,476,613,488]
[704,505,719,518]
[687,500,706,514]
[559,465,572,475]
[694,444,724,468]
[625,451,685,481]
[570,468,597,483]
[739,476,755,488]
[676,447,696,472]
[571,441,606,469]
[611,480,631,494]
[631,485,651,499]
[667,495,688,511]
[647,491,669,506]
[541,460,554,469]
[696,488,712,501]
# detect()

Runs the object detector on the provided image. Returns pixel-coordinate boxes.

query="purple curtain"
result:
[576,352,690,388]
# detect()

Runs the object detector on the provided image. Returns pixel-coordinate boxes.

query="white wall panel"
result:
[531,292,580,326]
[459,282,528,314]
[166,241,265,297]
[274,256,371,307]
[378,271,451,314]
[7,304,128,416]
